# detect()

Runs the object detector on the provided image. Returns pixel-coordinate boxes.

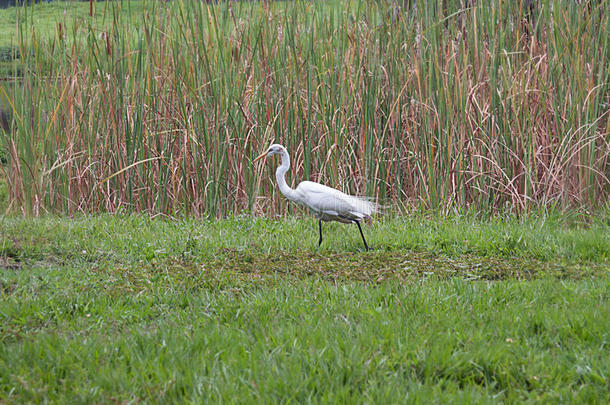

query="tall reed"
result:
[1,0,608,216]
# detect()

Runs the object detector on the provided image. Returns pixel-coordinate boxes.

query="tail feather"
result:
[345,195,380,219]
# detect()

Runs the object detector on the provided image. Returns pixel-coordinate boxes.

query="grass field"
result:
[0,0,150,47]
[1,214,609,402]
[0,0,150,72]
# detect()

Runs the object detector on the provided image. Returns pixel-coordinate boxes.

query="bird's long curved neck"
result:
[275,151,297,201]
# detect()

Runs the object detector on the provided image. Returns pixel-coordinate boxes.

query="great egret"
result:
[254,144,378,250]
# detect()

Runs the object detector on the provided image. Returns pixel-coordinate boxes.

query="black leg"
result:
[318,219,323,247]
[354,220,370,251]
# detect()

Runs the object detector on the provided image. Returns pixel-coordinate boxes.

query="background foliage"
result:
[1,0,608,216]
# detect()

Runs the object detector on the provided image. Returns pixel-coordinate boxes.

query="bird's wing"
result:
[295,181,377,220]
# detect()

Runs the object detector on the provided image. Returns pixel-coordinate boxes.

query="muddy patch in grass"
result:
[208,250,606,283]
[0,256,21,271]
[15,250,607,298]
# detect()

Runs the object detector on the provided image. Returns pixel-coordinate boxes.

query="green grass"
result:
[0,0,152,49]
[0,1,150,75]
[1,214,609,402]
[2,209,609,262]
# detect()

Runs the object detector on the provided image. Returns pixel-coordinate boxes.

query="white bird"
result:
[254,144,378,250]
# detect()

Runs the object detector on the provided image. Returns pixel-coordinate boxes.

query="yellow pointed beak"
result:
[253,152,267,163]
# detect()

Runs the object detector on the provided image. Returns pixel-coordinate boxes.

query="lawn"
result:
[0,0,151,49]
[1,214,608,402]
[0,0,151,76]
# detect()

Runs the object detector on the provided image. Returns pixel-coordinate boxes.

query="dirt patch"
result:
[0,256,21,270]
[206,250,605,283]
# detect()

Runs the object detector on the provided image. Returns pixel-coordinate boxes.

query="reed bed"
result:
[1,0,608,216]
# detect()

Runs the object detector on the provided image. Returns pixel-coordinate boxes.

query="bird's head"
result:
[254,144,286,162]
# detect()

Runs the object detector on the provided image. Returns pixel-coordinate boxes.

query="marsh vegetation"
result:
[0,0,607,216]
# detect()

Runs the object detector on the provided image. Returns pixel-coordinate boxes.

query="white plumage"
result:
[254,144,377,250]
